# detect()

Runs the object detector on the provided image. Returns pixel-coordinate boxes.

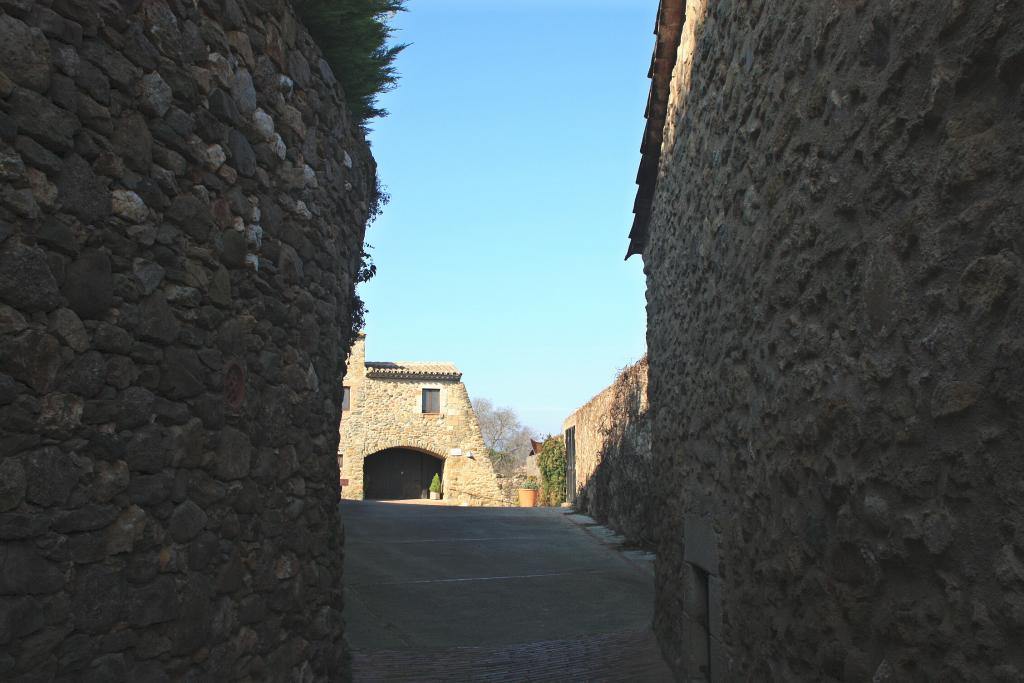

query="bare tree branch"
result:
[472,398,536,460]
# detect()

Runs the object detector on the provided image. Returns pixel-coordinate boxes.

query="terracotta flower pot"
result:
[518,488,538,507]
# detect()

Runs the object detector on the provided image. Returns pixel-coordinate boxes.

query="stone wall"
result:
[0,0,372,679]
[563,357,654,547]
[339,335,505,506]
[643,0,1024,679]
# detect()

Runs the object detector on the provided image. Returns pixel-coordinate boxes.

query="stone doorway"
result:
[363,448,444,499]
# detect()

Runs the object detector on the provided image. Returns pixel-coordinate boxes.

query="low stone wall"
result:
[563,357,653,547]
[642,0,1024,679]
[0,1,371,679]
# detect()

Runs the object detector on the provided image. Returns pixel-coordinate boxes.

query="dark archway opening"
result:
[363,448,444,500]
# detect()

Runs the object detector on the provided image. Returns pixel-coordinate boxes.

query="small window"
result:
[342,386,351,411]
[421,388,440,414]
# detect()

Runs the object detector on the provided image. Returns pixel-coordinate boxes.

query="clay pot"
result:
[518,488,538,507]
[429,491,440,500]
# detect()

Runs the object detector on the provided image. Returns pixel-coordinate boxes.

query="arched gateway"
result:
[338,334,505,505]
[362,447,444,500]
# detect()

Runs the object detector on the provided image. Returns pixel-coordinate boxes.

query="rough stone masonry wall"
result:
[339,338,505,506]
[645,1,1024,680]
[0,0,372,679]
[563,357,654,547]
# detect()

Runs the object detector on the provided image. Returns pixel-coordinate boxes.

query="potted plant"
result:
[518,478,539,507]
[429,473,442,500]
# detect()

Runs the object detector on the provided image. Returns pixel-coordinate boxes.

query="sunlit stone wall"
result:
[562,357,653,546]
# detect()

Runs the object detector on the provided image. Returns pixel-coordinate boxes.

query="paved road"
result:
[342,501,672,681]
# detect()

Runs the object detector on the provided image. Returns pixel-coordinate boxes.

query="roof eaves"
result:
[628,0,685,260]
[364,361,463,381]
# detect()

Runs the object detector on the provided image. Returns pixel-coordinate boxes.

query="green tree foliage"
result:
[429,473,441,494]
[295,0,408,124]
[538,437,567,506]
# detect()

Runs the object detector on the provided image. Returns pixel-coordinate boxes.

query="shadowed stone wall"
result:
[642,0,1024,679]
[562,357,654,547]
[0,0,372,679]
[339,334,506,506]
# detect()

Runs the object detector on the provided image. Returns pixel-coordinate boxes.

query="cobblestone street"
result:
[342,501,672,681]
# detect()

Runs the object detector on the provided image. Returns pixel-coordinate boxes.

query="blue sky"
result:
[360,0,654,436]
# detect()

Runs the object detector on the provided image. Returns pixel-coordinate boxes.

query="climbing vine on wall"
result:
[538,436,567,506]
[581,356,654,547]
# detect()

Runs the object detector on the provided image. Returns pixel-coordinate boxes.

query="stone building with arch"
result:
[337,333,505,505]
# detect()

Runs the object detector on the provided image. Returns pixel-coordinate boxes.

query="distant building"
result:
[338,333,505,505]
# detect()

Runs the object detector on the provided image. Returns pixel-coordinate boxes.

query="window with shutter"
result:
[421,388,440,414]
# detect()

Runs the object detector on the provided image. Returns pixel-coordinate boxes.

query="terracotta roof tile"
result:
[364,361,462,380]
[628,0,685,259]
